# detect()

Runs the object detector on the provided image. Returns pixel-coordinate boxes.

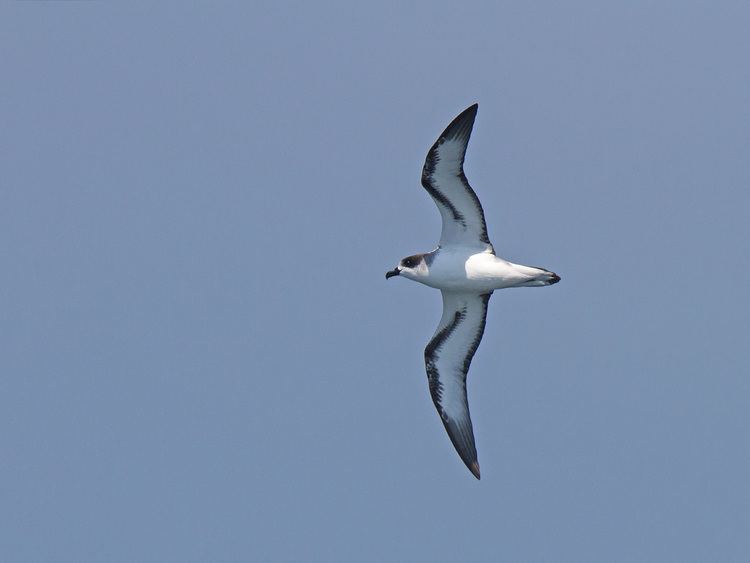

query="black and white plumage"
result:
[386,104,560,479]
[421,104,491,249]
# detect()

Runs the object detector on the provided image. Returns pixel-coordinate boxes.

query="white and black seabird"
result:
[386,104,560,479]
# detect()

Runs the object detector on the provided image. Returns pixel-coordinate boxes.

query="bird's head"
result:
[385,254,428,281]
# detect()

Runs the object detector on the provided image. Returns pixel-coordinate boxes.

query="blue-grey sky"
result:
[2,2,749,562]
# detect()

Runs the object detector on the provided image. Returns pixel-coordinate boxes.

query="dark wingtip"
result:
[439,416,481,481]
[440,104,479,142]
[463,103,478,122]
[455,103,478,124]
[469,461,481,480]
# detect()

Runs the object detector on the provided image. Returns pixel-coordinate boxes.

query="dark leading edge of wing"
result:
[420,104,491,248]
[424,291,492,479]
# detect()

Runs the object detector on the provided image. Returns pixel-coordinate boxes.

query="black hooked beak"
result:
[385,268,401,280]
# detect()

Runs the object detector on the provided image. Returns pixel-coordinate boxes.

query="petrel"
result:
[386,104,560,479]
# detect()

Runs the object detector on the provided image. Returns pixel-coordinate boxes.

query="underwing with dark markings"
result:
[386,103,561,479]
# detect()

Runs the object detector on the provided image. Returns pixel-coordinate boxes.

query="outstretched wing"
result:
[421,104,492,250]
[424,291,492,479]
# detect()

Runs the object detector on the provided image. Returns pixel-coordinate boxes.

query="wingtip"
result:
[461,103,478,117]
[469,461,481,480]
[439,104,479,143]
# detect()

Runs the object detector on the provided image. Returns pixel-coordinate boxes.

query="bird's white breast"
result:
[419,247,539,292]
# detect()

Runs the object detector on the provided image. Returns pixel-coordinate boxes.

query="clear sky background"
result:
[2,2,749,562]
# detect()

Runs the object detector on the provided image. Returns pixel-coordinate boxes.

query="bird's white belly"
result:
[421,250,528,292]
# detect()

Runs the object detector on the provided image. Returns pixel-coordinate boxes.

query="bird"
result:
[386,103,560,479]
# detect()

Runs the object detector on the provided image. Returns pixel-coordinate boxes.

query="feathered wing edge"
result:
[420,104,492,248]
[424,291,492,479]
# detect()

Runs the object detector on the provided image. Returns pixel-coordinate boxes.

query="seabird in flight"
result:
[386,104,560,479]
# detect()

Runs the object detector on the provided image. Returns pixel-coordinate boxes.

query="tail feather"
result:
[517,266,560,287]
